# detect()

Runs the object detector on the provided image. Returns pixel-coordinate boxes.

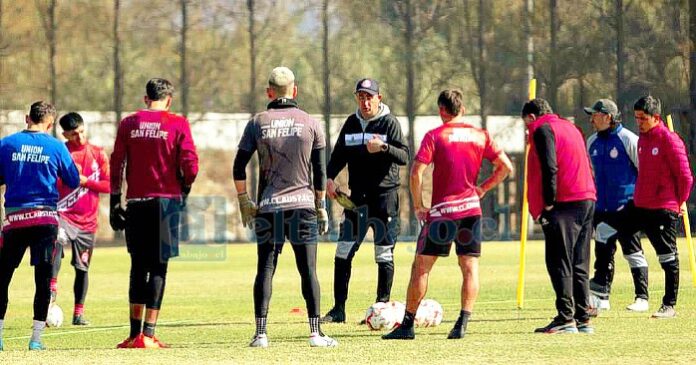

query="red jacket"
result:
[57,142,110,232]
[526,114,596,219]
[111,110,199,199]
[634,122,693,212]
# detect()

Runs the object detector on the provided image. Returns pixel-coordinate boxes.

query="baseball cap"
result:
[355,78,380,95]
[584,99,619,119]
[268,67,295,87]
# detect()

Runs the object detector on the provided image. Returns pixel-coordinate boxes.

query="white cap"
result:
[268,66,295,87]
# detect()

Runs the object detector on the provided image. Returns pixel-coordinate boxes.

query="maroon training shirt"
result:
[111,109,199,199]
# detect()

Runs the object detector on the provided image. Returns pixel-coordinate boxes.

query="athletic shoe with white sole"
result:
[576,321,595,334]
[309,333,338,347]
[249,334,269,348]
[626,298,649,312]
[651,305,676,319]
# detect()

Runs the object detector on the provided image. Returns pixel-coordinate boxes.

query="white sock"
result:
[31,320,46,343]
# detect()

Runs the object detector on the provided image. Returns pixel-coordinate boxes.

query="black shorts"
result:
[416,216,482,257]
[57,220,96,271]
[254,209,318,247]
[125,198,181,264]
[0,224,58,268]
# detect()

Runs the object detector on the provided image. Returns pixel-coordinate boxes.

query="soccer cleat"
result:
[136,334,169,349]
[72,315,90,326]
[309,332,338,347]
[447,325,467,339]
[116,336,136,349]
[382,324,415,340]
[320,307,346,323]
[651,305,676,319]
[249,334,269,348]
[28,340,46,351]
[626,298,649,312]
[576,321,595,334]
[534,319,578,334]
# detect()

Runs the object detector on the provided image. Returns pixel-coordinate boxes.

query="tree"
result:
[35,0,58,135]
[322,0,335,229]
[548,0,559,108]
[180,0,189,117]
[114,0,123,128]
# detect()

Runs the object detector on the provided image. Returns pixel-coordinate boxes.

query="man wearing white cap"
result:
[233,66,337,347]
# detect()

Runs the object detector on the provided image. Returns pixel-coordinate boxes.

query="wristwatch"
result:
[380,143,389,152]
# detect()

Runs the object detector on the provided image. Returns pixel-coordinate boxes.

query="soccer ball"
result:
[415,299,443,327]
[46,304,64,328]
[364,301,405,331]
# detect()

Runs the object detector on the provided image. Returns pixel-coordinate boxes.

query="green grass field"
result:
[1,239,695,364]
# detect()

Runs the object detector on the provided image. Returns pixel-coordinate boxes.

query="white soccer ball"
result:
[415,299,443,327]
[46,304,64,328]
[364,301,405,331]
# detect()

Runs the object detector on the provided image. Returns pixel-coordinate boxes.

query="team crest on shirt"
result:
[609,147,619,159]
[652,147,659,156]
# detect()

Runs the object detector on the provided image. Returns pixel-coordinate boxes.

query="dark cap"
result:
[355,78,379,95]
[584,99,619,119]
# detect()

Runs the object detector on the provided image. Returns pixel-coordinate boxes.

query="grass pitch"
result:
[1,239,695,364]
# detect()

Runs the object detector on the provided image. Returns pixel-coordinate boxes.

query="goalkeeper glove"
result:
[238,192,258,228]
[109,194,127,231]
[316,199,329,235]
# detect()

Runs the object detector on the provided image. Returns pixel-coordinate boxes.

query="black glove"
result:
[181,185,192,208]
[109,194,127,231]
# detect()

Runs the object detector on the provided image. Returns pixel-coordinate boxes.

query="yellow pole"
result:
[516,79,536,309]
[666,115,696,287]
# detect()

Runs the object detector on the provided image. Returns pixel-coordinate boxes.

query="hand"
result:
[238,192,258,228]
[317,208,329,235]
[327,179,338,199]
[414,206,430,222]
[79,175,88,186]
[366,136,385,153]
[181,185,192,208]
[544,205,554,211]
[476,186,486,199]
[109,194,127,231]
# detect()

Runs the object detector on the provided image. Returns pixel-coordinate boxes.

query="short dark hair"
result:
[146,78,174,101]
[437,89,465,116]
[29,101,57,123]
[633,95,661,116]
[521,98,554,117]
[59,112,84,131]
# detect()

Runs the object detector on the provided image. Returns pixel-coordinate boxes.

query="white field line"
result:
[4,320,192,341]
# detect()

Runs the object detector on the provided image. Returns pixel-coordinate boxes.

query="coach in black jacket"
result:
[321,78,409,323]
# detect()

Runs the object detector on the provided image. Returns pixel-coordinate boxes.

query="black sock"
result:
[255,317,267,335]
[401,311,415,328]
[455,310,471,328]
[309,316,321,334]
[130,318,142,338]
[143,322,156,337]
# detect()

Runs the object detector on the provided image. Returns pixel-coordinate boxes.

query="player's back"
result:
[246,100,325,213]
[419,122,500,219]
[0,130,79,209]
[112,110,198,199]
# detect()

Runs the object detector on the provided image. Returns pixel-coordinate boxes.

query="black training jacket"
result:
[327,105,409,194]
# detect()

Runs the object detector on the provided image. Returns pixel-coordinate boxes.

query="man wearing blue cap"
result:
[321,78,409,323]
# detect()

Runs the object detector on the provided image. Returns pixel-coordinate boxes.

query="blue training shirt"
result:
[0,130,80,209]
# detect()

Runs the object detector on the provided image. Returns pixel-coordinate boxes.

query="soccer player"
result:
[321,78,409,323]
[0,101,80,350]
[50,112,110,326]
[522,98,597,334]
[620,95,693,318]
[111,78,199,348]
[383,89,512,340]
[584,99,649,313]
[233,66,337,348]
